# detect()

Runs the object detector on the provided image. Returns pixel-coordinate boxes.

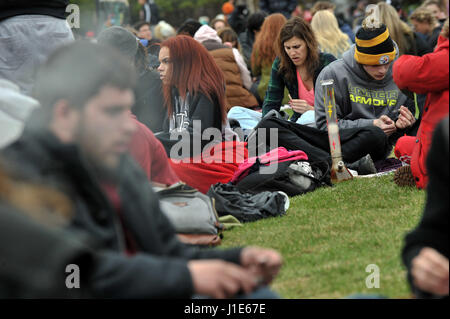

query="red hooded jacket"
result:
[128,116,180,186]
[393,36,449,189]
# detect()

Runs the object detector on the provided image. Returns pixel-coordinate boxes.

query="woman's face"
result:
[284,36,308,67]
[214,21,226,31]
[157,46,172,84]
[426,4,446,20]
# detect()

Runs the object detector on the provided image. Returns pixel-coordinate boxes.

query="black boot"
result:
[347,154,377,175]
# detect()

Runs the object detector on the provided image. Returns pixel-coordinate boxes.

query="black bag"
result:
[235,159,330,197]
[207,183,288,223]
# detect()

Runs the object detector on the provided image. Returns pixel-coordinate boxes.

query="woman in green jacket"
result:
[262,17,336,126]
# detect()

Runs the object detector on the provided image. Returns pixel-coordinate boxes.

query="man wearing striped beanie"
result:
[315,18,417,158]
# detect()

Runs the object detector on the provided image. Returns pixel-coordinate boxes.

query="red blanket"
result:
[170,141,248,193]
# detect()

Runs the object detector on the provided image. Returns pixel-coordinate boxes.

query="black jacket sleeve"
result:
[401,117,449,298]
[87,158,243,298]
[91,247,240,299]
[157,93,222,158]
[0,204,94,298]
[414,32,433,56]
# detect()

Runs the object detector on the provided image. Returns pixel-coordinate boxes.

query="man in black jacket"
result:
[0,202,95,298]
[402,117,449,298]
[259,0,297,18]
[238,11,267,69]
[0,0,74,95]
[1,41,282,299]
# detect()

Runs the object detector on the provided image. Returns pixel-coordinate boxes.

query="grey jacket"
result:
[315,44,412,131]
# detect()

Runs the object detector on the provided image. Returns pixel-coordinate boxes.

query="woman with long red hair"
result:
[156,35,246,193]
[156,35,228,157]
[251,13,287,103]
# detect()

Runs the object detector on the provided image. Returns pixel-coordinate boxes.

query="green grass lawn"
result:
[221,174,425,299]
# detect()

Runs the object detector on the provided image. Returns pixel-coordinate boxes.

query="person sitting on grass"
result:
[155,35,249,193]
[251,13,287,105]
[97,26,166,132]
[315,14,417,154]
[1,41,282,299]
[194,25,258,110]
[402,116,449,299]
[251,16,408,175]
[238,11,267,69]
[393,19,449,189]
[262,16,336,127]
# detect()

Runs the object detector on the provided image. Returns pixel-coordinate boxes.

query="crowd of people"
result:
[0,0,448,299]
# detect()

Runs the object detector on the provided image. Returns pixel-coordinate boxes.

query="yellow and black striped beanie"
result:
[354,24,396,65]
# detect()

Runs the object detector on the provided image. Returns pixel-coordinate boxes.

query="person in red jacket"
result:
[393,19,449,189]
[128,115,180,186]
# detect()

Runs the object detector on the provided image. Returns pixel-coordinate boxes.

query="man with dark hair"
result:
[227,3,250,35]
[1,41,282,299]
[177,18,202,37]
[0,0,74,95]
[132,21,161,69]
[133,21,153,41]
[238,11,267,68]
[97,26,164,131]
[259,0,297,18]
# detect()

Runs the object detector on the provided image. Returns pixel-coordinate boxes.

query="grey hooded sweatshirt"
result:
[315,44,413,131]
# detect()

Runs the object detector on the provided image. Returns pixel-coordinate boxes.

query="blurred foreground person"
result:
[1,41,282,299]
[0,160,95,298]
[402,117,449,299]
[393,20,449,189]
[0,79,39,149]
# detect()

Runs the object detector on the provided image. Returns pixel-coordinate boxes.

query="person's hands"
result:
[188,260,257,299]
[411,247,449,296]
[395,105,416,130]
[373,115,397,136]
[288,96,314,114]
[240,246,282,285]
